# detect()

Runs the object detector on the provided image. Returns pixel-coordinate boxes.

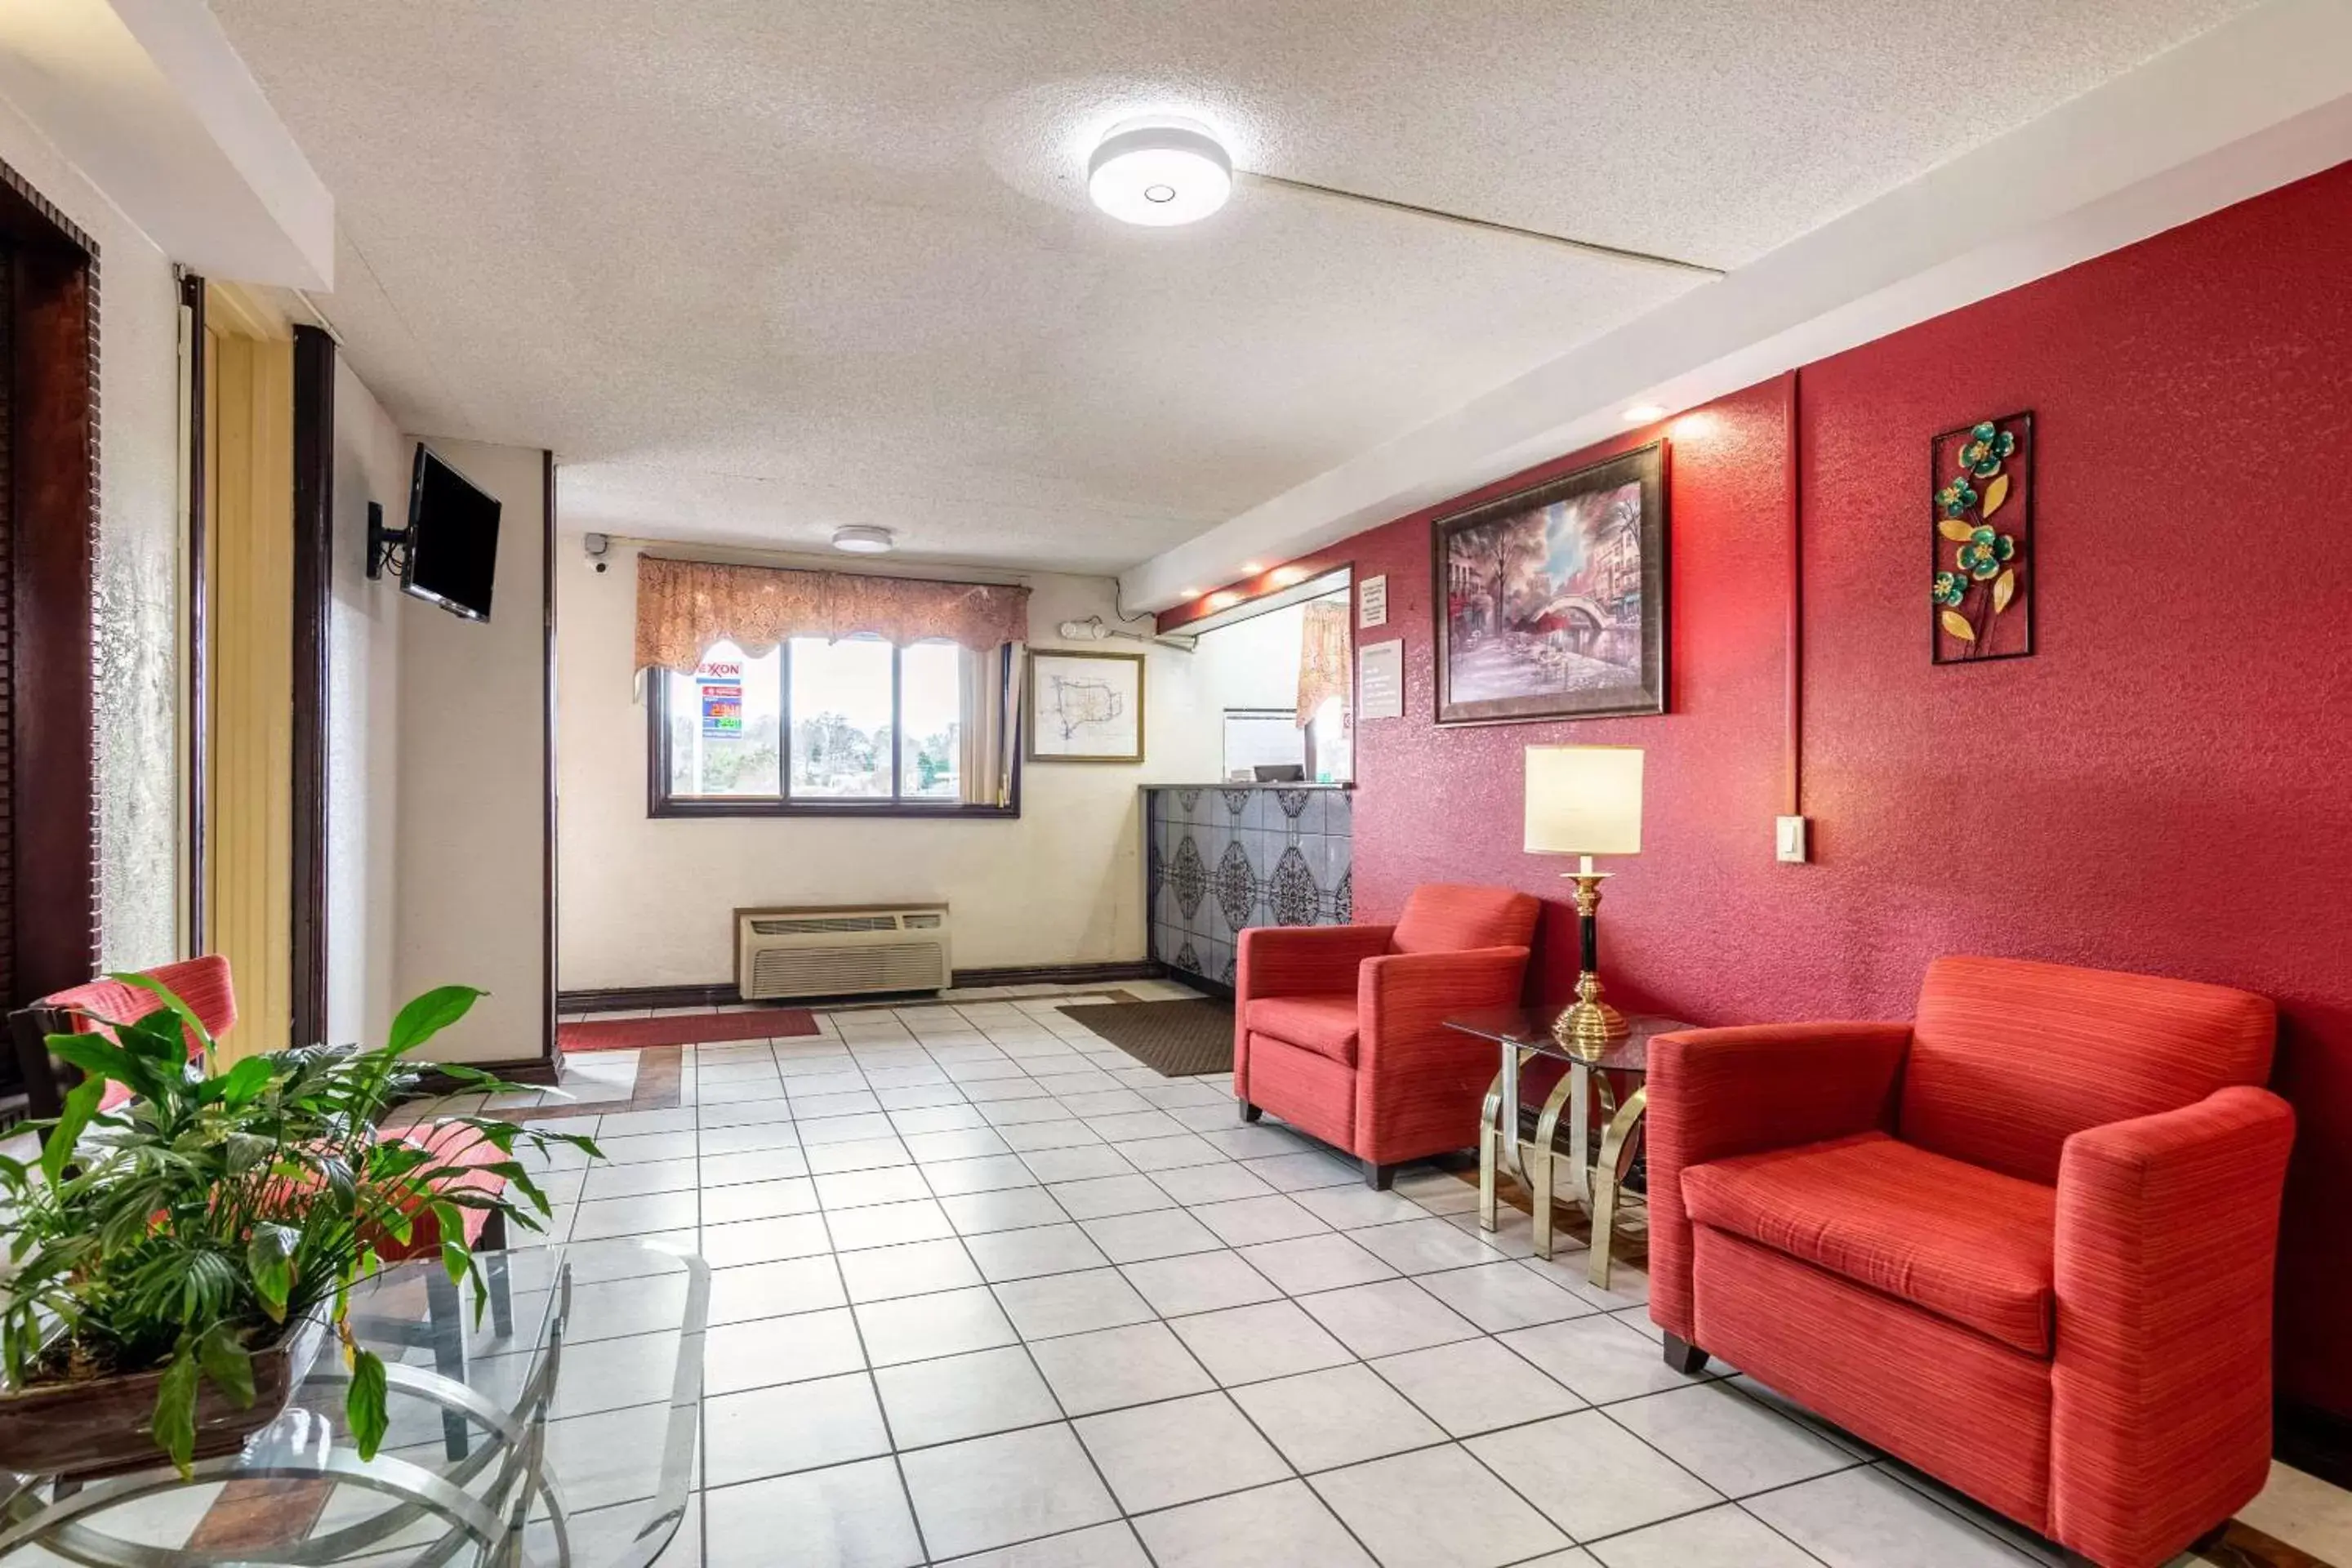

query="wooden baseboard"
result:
[555,961,1166,1015]
[555,983,742,1013]
[951,960,1165,988]
[417,1055,563,1092]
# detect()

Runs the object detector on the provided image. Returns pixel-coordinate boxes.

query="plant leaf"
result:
[1992,568,2016,614]
[216,1055,276,1107]
[248,1223,300,1322]
[387,987,485,1058]
[42,1076,105,1188]
[197,1324,256,1410]
[1936,519,1977,542]
[44,1033,136,1090]
[347,1348,390,1461]
[1981,473,2011,519]
[154,1352,201,1478]
[1940,609,1976,642]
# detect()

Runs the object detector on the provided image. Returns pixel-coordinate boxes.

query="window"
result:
[650,637,1017,817]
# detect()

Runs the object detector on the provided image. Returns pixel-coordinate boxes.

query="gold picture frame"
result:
[1025,648,1147,764]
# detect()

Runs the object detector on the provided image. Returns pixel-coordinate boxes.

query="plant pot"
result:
[0,1311,330,1479]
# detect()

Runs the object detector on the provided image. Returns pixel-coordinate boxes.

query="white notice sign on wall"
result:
[1358,639,1404,720]
[1358,575,1388,629]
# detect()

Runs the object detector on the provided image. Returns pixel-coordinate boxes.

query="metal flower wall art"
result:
[1931,411,2034,663]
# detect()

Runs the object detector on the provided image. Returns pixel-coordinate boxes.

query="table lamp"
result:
[1523,745,1644,1055]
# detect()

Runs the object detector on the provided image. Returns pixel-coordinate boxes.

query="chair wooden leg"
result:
[1361,1160,1396,1191]
[1240,1102,1263,1123]
[1663,1333,1708,1375]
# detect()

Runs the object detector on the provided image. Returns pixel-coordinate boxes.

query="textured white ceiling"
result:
[209,0,2253,572]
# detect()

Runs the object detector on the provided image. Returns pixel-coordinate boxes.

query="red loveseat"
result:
[1235,884,1538,1187]
[1646,956,2293,1568]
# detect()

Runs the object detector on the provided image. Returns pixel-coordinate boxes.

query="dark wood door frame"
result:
[290,326,333,1048]
[180,274,207,960]
[1,161,100,1012]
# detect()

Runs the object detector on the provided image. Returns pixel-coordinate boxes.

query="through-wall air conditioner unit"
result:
[734,904,951,1000]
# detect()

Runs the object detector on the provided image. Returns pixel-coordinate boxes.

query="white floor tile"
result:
[1027,1321,1216,1416]
[1295,1277,1483,1358]
[1311,1444,1570,1568]
[993,1267,1156,1340]
[1467,1410,1722,1542]
[1166,1298,1353,1386]
[704,1371,891,1487]
[1075,1391,1290,1512]
[1606,1381,1859,1497]
[1118,1250,1285,1317]
[703,1457,921,1568]
[899,1423,1120,1561]
[854,1285,1018,1367]
[873,1345,1062,1449]
[1743,1466,2040,1567]
[1370,1337,1585,1437]
[1135,1480,1378,1568]
[1230,1363,1448,1472]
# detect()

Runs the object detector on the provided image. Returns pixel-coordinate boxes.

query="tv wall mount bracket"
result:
[366,502,411,581]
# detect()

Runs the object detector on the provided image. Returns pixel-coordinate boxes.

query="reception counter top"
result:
[1142,783,1353,992]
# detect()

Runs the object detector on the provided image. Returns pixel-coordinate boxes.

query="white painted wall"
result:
[0,92,182,970]
[557,541,1213,990]
[394,439,546,1062]
[324,358,403,1045]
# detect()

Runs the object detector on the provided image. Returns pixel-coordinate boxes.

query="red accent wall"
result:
[1340,159,2352,1417]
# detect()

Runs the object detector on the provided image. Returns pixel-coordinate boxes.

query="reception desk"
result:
[1143,784,1355,994]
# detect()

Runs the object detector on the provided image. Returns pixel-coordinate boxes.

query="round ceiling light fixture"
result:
[1088,118,1233,227]
[831,525,896,555]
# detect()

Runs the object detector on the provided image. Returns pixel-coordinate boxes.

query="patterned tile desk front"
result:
[1143,785,1353,991]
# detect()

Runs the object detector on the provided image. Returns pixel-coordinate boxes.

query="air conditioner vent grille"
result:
[736,905,951,1000]
[751,915,900,936]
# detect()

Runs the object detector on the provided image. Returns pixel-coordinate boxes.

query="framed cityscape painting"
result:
[1432,442,1669,724]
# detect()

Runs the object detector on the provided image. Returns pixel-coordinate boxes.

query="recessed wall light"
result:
[1089,118,1233,227]
[831,525,895,555]
[1623,404,1667,423]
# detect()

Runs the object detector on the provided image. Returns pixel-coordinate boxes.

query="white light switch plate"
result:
[1775,815,1811,863]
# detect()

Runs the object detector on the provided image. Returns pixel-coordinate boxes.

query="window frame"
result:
[647,639,1021,820]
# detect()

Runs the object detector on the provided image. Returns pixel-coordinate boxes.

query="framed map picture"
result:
[1432,442,1668,724]
[1027,648,1146,764]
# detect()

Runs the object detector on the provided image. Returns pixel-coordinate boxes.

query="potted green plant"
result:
[0,979,599,1477]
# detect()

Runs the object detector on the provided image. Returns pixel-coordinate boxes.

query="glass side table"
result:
[1444,1009,1690,1289]
[0,1241,707,1568]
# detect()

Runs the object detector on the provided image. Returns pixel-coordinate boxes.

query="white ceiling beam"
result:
[0,0,332,286]
[1121,0,2352,612]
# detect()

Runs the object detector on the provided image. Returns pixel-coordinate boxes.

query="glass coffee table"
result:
[1444,1009,1690,1288]
[0,1241,706,1567]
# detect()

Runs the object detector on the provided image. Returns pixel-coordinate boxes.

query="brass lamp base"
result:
[1552,973,1629,1058]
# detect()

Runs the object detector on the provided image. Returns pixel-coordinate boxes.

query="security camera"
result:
[584,532,611,573]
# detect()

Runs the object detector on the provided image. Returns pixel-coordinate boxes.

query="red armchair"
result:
[1235,884,1539,1188]
[1646,956,2292,1568]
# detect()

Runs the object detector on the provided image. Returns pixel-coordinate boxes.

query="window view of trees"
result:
[662,636,969,807]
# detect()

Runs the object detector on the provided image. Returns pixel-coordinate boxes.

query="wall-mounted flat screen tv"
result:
[403,445,501,621]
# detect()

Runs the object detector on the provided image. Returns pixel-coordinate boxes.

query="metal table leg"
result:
[1588,1086,1647,1289]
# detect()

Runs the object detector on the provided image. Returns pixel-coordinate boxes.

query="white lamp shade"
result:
[1524,746,1644,856]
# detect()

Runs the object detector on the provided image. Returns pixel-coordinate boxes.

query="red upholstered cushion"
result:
[40,956,240,1112]
[1245,995,1359,1066]
[1900,956,2274,1184]
[1389,884,1540,956]
[1245,1035,1355,1151]
[1682,1130,2057,1356]
[1693,1226,2053,1533]
[375,1121,510,1261]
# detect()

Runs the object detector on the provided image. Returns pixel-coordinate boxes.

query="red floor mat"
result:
[557,1008,820,1053]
